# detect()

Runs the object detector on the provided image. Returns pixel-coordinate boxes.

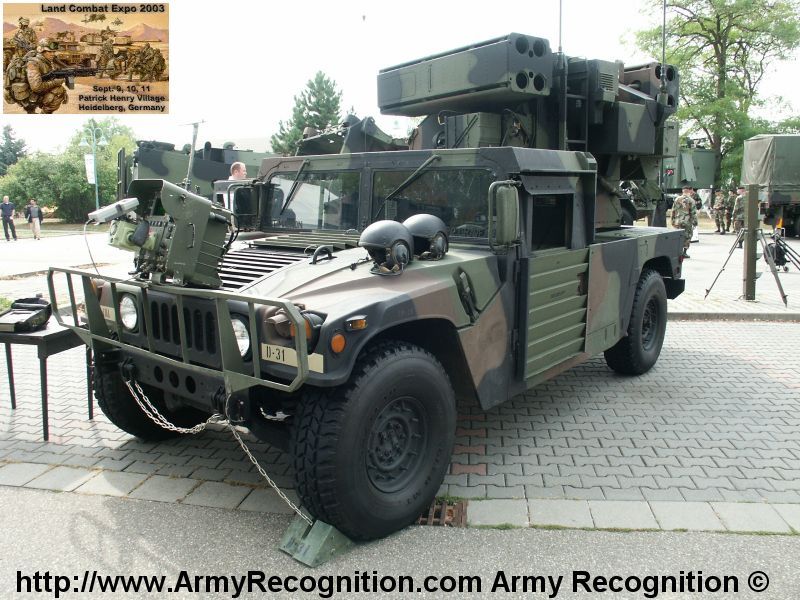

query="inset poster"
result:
[3,2,168,114]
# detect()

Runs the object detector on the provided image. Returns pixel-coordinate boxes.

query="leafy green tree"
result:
[270,72,343,155]
[635,0,800,185]
[0,125,27,176]
[0,118,136,222]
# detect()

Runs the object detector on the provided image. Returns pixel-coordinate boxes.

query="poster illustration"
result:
[3,2,168,114]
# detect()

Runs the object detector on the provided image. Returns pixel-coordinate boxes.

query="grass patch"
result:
[473,523,521,530]
[0,297,11,311]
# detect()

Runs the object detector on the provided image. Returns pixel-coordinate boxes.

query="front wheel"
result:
[604,269,667,375]
[291,341,456,541]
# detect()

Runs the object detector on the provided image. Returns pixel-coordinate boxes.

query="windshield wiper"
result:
[372,154,441,220]
[279,159,310,215]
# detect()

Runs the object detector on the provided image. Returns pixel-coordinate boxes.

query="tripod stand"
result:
[704,228,788,306]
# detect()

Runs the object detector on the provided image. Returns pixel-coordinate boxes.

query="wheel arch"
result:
[366,318,478,405]
[643,255,684,299]
[643,256,671,278]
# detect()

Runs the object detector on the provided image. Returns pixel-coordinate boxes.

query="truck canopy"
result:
[741,134,800,192]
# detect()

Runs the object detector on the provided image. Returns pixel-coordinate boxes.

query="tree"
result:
[0,125,27,176]
[0,118,136,222]
[270,72,343,155]
[635,0,800,185]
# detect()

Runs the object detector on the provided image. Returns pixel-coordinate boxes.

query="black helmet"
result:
[403,213,448,259]
[359,220,413,269]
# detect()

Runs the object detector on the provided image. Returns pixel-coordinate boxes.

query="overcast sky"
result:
[2,0,798,153]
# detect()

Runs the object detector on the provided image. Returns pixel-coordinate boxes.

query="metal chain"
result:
[226,419,312,526]
[124,378,311,525]
[125,379,222,434]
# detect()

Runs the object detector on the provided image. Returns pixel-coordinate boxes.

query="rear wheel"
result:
[94,360,207,440]
[604,268,667,375]
[291,341,456,541]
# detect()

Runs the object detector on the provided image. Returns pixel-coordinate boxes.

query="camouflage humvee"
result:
[52,38,95,68]
[50,33,686,543]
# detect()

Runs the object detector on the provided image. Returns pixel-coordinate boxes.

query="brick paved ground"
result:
[449,321,800,503]
[667,230,800,317]
[1,321,798,519]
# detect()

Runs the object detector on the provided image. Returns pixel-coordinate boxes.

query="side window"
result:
[530,194,571,249]
[372,169,494,239]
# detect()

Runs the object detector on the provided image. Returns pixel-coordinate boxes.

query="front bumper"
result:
[48,267,313,399]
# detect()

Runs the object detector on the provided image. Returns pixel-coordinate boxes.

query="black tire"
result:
[291,341,456,541]
[604,268,667,375]
[95,364,207,441]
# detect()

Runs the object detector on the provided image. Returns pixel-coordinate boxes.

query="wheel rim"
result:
[641,297,660,351]
[367,396,427,493]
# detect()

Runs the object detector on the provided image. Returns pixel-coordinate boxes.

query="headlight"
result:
[231,317,250,357]
[119,294,138,331]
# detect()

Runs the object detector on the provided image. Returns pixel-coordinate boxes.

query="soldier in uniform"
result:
[147,48,166,81]
[96,38,115,77]
[127,45,152,81]
[713,190,727,234]
[725,190,735,232]
[105,49,128,80]
[671,185,697,258]
[24,38,68,114]
[12,17,37,59]
[732,186,747,248]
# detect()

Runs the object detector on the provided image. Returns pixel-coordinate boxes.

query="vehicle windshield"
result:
[266,171,360,231]
[372,169,494,239]
[264,167,494,238]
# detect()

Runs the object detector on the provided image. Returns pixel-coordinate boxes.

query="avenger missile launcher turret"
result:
[300,33,679,225]
[51,33,686,548]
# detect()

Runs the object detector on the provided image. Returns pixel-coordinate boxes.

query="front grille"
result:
[149,300,217,355]
[123,294,221,368]
[219,248,307,290]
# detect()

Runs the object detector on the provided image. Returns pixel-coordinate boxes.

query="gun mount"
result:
[106,179,232,287]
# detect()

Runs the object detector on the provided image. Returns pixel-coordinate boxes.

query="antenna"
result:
[557,0,567,150]
[660,0,667,95]
[181,120,205,190]
[658,0,668,215]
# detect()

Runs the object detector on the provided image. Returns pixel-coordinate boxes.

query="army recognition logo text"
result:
[3,2,169,115]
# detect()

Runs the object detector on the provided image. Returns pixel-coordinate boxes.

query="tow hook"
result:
[213,387,247,425]
[227,393,248,425]
[120,358,136,382]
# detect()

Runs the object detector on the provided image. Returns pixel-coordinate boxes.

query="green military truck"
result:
[50,33,685,542]
[741,134,800,237]
[118,139,273,201]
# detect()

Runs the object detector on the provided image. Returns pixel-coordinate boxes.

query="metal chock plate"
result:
[278,516,354,568]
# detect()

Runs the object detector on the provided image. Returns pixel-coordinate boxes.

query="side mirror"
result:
[232,186,257,229]
[488,181,520,250]
[232,187,255,216]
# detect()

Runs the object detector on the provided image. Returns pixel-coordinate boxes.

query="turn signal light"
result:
[345,316,368,331]
[330,333,346,354]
